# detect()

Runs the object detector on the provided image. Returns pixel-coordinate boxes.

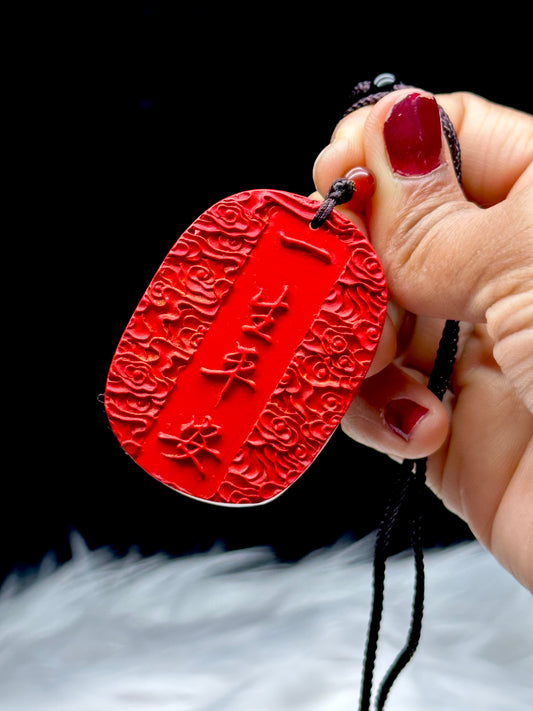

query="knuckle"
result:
[378,191,475,316]
[488,289,533,413]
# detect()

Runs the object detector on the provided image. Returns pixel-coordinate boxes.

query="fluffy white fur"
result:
[0,535,531,710]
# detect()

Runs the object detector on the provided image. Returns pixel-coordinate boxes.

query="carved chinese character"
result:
[201,343,258,406]
[158,415,221,475]
[241,285,290,343]
[279,232,332,264]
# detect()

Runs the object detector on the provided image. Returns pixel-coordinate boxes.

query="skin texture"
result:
[312,90,533,591]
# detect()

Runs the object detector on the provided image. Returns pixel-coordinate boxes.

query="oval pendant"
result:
[105,189,387,505]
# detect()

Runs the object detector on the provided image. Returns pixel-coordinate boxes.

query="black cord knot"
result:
[328,177,355,203]
[310,178,354,229]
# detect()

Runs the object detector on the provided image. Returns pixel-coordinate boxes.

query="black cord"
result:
[365,321,459,711]
[374,459,427,710]
[314,73,462,711]
[310,178,355,228]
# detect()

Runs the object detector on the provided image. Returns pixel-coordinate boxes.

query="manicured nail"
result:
[343,166,376,212]
[384,398,429,441]
[384,93,442,176]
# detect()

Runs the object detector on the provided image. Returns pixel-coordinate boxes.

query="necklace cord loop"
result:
[339,76,463,711]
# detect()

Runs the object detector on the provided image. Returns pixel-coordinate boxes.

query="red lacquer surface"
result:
[105,190,387,505]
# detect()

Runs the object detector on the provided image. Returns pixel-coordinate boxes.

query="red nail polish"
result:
[384,398,429,441]
[343,166,376,212]
[384,93,442,176]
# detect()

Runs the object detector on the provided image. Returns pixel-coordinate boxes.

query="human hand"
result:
[312,89,533,591]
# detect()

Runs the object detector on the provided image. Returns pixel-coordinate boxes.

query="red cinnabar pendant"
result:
[105,189,387,505]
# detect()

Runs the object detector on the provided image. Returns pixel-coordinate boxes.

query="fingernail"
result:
[343,166,376,212]
[384,398,429,441]
[384,93,442,176]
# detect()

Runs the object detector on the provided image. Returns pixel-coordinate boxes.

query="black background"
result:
[4,5,531,585]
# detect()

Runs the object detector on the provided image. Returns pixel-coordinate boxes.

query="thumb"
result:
[362,89,532,325]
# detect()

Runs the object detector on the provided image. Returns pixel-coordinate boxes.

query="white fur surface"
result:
[0,535,531,710]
